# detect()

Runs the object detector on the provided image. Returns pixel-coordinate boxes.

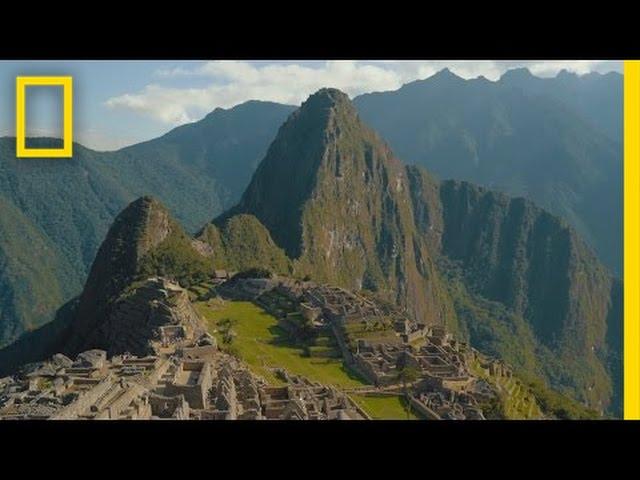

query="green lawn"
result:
[351,394,420,420]
[195,299,427,420]
[196,300,366,388]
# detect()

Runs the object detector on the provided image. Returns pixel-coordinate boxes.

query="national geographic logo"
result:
[15,76,73,158]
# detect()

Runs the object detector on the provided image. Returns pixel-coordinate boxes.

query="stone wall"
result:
[50,375,115,419]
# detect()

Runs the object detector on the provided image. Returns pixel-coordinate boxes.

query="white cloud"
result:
[106,61,405,125]
[105,60,622,126]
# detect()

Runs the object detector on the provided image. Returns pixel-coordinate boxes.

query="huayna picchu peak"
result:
[216,87,454,330]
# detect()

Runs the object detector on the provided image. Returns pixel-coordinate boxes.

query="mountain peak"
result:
[113,196,171,254]
[219,88,363,257]
[128,195,162,212]
[500,67,535,82]
[64,196,212,354]
[307,87,350,103]
[556,68,579,80]
[216,86,452,326]
[296,88,353,119]
[430,68,463,81]
[62,196,173,352]
[75,195,173,299]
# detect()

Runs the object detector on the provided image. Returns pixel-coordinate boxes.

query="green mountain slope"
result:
[0,196,78,345]
[199,214,291,274]
[0,101,293,347]
[354,69,622,274]
[215,88,621,413]
[406,165,620,412]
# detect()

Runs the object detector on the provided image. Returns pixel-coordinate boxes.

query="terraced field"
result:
[468,357,544,419]
[195,300,365,388]
[351,394,419,420]
[195,299,424,419]
[496,375,544,419]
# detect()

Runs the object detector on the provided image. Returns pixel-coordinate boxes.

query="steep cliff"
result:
[407,165,620,411]
[217,88,455,327]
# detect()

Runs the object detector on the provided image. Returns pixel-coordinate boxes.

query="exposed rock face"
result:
[93,277,207,356]
[406,166,621,411]
[438,179,612,349]
[63,197,212,355]
[215,88,454,327]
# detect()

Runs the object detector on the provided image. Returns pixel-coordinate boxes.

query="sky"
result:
[0,60,622,151]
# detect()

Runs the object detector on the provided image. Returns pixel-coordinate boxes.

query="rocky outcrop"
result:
[63,196,212,355]
[94,277,207,356]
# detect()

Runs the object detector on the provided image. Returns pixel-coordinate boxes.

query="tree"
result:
[222,328,237,345]
[398,365,420,420]
[217,318,238,345]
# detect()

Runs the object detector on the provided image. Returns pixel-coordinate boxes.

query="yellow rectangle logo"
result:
[15,76,73,158]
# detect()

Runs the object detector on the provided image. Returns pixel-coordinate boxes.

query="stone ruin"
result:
[89,277,208,357]
[0,276,369,421]
[259,369,365,420]
[213,275,499,420]
[0,336,365,421]
[0,274,515,420]
[237,277,493,420]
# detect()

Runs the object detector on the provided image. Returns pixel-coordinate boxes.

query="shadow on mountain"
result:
[0,298,77,377]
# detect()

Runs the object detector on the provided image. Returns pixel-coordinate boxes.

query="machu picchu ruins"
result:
[0,272,548,420]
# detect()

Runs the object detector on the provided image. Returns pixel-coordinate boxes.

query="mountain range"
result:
[354,68,622,274]
[0,102,293,347]
[0,85,622,416]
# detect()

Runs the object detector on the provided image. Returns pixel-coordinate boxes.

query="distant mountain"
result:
[0,101,294,347]
[121,100,296,207]
[500,68,622,141]
[210,88,621,412]
[354,69,623,274]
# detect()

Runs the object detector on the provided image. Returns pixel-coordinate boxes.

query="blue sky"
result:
[0,60,622,151]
